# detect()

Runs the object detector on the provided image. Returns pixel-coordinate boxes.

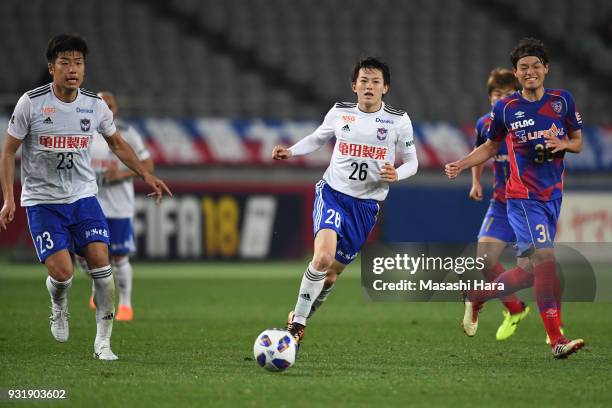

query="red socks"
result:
[484,263,525,314]
[469,265,534,303]
[534,261,564,345]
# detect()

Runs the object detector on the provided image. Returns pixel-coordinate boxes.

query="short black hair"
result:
[351,57,391,86]
[46,33,88,63]
[510,37,548,68]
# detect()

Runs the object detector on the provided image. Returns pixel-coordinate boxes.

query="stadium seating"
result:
[0,0,609,124]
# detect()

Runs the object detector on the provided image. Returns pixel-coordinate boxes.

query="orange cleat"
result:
[89,295,96,310]
[116,305,133,321]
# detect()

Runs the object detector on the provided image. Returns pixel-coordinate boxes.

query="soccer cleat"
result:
[462,296,483,337]
[546,327,565,345]
[93,342,118,361]
[552,338,584,359]
[496,304,530,341]
[49,305,70,342]
[286,310,305,345]
[115,305,133,321]
[89,295,96,310]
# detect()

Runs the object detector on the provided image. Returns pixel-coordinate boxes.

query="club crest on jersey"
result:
[551,101,563,114]
[80,118,91,132]
[376,127,388,141]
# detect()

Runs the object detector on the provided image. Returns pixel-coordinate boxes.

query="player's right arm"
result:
[469,155,485,201]
[0,135,22,230]
[445,139,500,179]
[272,107,335,160]
[1,94,30,230]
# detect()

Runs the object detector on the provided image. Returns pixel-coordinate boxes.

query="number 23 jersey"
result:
[316,101,416,201]
[485,89,582,201]
[7,84,116,206]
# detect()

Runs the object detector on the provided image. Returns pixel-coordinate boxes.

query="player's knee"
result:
[46,263,73,281]
[532,248,555,265]
[311,252,334,272]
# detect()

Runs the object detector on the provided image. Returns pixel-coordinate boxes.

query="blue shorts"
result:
[313,180,379,264]
[26,196,110,263]
[107,218,136,256]
[478,200,515,243]
[507,198,561,257]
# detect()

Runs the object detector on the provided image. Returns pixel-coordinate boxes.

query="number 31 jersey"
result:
[315,101,416,201]
[486,89,582,201]
[7,84,116,206]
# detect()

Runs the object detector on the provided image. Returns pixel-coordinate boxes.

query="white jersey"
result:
[314,102,416,201]
[90,119,150,218]
[7,84,116,206]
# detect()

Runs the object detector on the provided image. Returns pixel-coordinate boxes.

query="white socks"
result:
[113,258,133,307]
[293,263,326,326]
[46,275,72,308]
[308,283,335,318]
[88,265,115,344]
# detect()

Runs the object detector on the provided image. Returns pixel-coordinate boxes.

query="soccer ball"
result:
[253,329,297,372]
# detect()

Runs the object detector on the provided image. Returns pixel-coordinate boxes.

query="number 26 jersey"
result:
[315,101,416,201]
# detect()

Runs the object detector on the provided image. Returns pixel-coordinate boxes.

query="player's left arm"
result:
[104,132,171,203]
[544,129,582,154]
[380,114,418,183]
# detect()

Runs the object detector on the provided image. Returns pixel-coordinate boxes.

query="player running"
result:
[0,34,172,360]
[272,57,418,347]
[465,68,530,340]
[445,38,584,359]
[79,91,152,321]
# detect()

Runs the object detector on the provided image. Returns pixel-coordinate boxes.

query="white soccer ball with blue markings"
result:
[253,328,297,372]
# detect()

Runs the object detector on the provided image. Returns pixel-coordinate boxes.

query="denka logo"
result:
[342,115,356,123]
[76,107,94,113]
[375,117,394,124]
[510,118,535,130]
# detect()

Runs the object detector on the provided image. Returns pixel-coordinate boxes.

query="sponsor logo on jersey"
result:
[338,141,388,160]
[42,107,56,116]
[10,115,15,124]
[406,140,414,147]
[510,118,535,130]
[514,111,525,118]
[551,101,563,114]
[43,117,53,125]
[514,123,564,144]
[39,134,90,150]
[375,117,394,124]
[342,115,355,123]
[80,118,91,131]
[376,127,388,141]
[76,107,94,114]
[342,124,350,132]
[575,111,582,123]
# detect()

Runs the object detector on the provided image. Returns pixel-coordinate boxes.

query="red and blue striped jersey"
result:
[475,113,510,203]
[485,89,582,201]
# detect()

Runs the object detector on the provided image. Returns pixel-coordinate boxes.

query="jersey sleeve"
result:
[288,106,336,156]
[485,102,505,143]
[96,100,117,137]
[395,113,416,155]
[7,94,31,140]
[474,116,488,147]
[123,126,151,161]
[564,91,583,132]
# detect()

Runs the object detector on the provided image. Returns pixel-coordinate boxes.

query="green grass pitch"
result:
[1,257,611,407]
